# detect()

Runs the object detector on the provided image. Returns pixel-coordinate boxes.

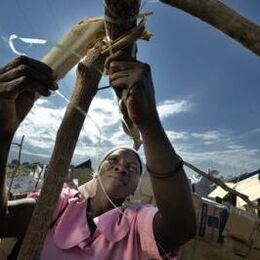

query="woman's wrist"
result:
[137,110,161,133]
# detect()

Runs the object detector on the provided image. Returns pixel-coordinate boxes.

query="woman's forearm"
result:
[140,118,196,244]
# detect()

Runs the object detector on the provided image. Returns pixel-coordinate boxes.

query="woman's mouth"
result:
[108,174,127,186]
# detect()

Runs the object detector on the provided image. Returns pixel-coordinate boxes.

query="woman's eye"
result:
[128,165,138,173]
[108,157,117,164]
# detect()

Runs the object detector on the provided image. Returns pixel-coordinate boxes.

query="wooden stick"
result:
[104,0,142,151]
[18,46,105,259]
[101,17,152,55]
[183,161,260,211]
[161,0,260,56]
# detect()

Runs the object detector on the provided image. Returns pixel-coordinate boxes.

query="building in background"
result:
[209,170,260,211]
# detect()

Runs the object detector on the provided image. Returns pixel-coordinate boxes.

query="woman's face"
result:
[97,149,141,200]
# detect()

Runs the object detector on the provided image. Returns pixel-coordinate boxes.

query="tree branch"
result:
[18,47,105,260]
[104,0,143,150]
[161,0,260,56]
[184,161,260,211]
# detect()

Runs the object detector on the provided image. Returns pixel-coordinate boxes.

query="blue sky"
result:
[1,0,260,177]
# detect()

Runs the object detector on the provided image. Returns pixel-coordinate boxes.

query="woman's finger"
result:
[0,64,58,91]
[104,50,135,73]
[1,76,51,99]
[110,75,131,91]
[109,61,138,75]
[0,56,56,81]
[109,71,131,83]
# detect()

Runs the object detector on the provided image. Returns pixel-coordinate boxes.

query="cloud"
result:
[13,97,191,163]
[15,99,65,148]
[88,97,121,127]
[182,148,260,176]
[191,130,226,141]
[226,144,244,150]
[249,128,260,134]
[12,96,131,164]
[10,97,260,177]
[166,130,189,141]
[238,128,260,139]
[104,127,133,148]
[166,129,229,144]
[164,128,260,176]
[157,100,191,119]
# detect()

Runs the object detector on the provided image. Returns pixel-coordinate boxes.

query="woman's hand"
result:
[105,51,159,128]
[0,56,57,134]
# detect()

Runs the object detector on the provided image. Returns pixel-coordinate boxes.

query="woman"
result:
[0,53,196,259]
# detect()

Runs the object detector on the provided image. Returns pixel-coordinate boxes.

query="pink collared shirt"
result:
[39,188,168,260]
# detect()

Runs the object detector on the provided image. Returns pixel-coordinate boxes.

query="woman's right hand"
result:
[0,56,58,135]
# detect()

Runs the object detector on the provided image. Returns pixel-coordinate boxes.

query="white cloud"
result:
[13,97,192,165]
[182,148,260,176]
[157,100,191,119]
[249,128,260,134]
[88,97,121,127]
[19,149,52,159]
[238,128,260,139]
[15,99,65,148]
[164,128,260,176]
[226,144,244,150]
[166,130,189,141]
[11,97,260,177]
[106,127,134,148]
[12,96,130,164]
[191,130,226,141]
[166,129,229,145]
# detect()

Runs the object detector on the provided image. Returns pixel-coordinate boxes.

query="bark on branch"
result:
[104,0,143,150]
[184,161,260,211]
[18,48,105,259]
[161,0,260,56]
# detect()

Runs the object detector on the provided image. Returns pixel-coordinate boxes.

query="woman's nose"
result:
[114,163,128,174]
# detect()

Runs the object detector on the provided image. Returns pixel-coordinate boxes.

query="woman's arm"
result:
[0,56,57,238]
[139,116,196,251]
[105,51,196,252]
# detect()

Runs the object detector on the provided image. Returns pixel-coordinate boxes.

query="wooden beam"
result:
[104,0,142,150]
[184,161,260,211]
[104,0,140,42]
[161,0,260,56]
[18,47,105,259]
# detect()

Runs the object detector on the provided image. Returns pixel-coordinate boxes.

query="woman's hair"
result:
[78,147,143,200]
[96,146,143,175]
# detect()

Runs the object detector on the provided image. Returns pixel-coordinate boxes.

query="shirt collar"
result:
[53,197,137,249]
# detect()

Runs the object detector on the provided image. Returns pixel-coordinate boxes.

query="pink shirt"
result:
[39,188,167,260]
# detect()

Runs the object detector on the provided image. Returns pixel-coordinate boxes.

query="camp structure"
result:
[209,170,260,212]
[68,159,93,187]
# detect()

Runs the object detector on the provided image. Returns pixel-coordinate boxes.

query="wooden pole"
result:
[18,47,105,259]
[104,0,140,42]
[104,0,142,150]
[8,135,25,196]
[184,161,260,211]
[161,0,260,56]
